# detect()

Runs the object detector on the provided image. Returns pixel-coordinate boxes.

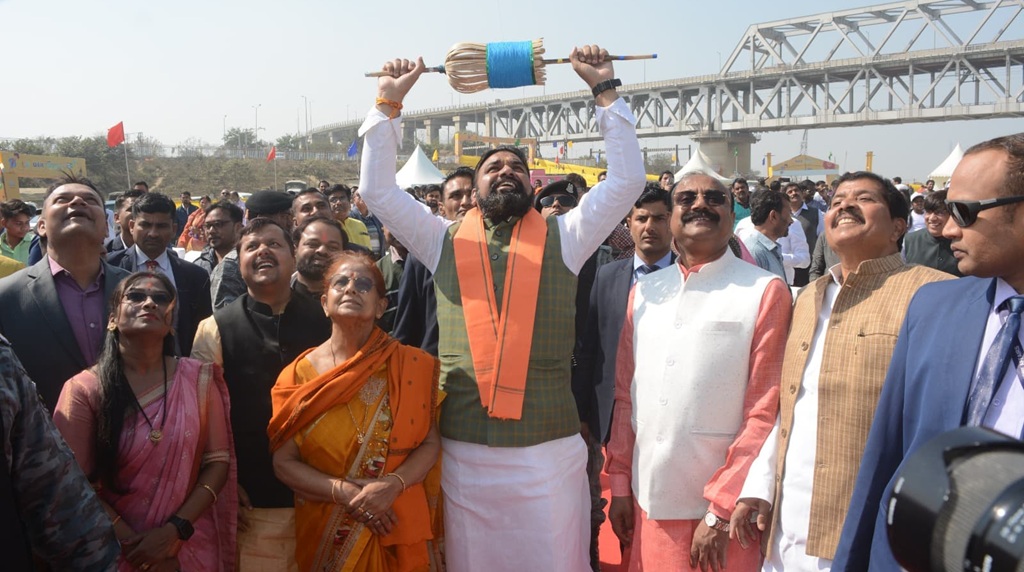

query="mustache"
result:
[832,207,865,226]
[681,209,721,224]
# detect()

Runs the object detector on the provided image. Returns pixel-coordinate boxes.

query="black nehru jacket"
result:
[215,293,330,508]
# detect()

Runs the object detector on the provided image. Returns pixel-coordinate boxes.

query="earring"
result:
[107,323,117,332]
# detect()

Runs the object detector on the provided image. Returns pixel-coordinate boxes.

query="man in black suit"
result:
[174,191,198,243]
[108,192,211,356]
[0,175,130,409]
[105,189,145,254]
[572,185,674,566]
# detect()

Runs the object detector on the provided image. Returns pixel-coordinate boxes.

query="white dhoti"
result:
[442,434,590,572]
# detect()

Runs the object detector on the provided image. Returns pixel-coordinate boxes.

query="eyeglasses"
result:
[674,190,729,208]
[328,196,350,204]
[203,220,232,231]
[945,196,1024,227]
[123,291,173,306]
[539,194,577,208]
[331,275,376,294]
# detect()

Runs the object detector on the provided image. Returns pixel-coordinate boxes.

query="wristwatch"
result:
[591,78,622,98]
[704,511,730,532]
[167,515,195,541]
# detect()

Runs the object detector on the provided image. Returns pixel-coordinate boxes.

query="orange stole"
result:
[268,328,439,562]
[452,207,546,420]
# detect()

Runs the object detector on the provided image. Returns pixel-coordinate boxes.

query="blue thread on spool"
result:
[486,41,536,89]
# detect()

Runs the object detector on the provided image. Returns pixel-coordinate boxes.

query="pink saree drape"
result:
[54,357,238,572]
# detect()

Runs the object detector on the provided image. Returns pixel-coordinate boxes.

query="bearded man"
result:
[358,45,645,571]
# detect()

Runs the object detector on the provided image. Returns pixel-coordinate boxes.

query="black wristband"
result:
[591,78,622,98]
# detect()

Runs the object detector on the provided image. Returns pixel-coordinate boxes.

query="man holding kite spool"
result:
[358,45,645,571]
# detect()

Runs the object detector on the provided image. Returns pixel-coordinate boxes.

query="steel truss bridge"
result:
[313,0,1024,172]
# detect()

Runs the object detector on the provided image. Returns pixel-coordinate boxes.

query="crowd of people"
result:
[0,43,1022,572]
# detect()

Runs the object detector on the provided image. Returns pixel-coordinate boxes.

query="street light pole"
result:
[302,96,309,137]
[253,104,262,150]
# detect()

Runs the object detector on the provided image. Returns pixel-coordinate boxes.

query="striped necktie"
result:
[965,296,1024,427]
[636,264,659,277]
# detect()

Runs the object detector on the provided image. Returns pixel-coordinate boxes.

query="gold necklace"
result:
[332,342,369,444]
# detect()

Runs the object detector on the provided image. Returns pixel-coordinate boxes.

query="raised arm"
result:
[558,46,646,274]
[358,57,452,273]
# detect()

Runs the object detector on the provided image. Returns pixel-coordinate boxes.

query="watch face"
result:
[705,512,717,527]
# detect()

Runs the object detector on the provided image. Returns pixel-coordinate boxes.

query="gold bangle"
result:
[386,472,407,492]
[198,483,218,504]
[330,479,341,504]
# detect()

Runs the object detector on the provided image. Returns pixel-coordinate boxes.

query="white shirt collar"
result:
[132,244,171,273]
[632,251,673,273]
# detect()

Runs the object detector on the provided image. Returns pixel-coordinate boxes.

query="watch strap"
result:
[167,515,194,540]
[705,511,730,532]
[591,78,622,98]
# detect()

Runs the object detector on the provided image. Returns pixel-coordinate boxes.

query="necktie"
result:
[965,296,1024,426]
[144,260,159,272]
[636,264,659,277]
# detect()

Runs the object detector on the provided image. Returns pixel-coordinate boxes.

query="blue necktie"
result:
[965,296,1024,427]
[636,264,659,277]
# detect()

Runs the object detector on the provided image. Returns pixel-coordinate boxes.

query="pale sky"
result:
[4,0,1022,181]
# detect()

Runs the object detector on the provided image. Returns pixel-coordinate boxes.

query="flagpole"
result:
[274,156,278,191]
[122,142,131,191]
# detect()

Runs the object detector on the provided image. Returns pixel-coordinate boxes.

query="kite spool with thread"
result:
[365,38,655,94]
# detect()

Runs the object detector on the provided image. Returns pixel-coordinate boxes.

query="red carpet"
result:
[598,470,628,572]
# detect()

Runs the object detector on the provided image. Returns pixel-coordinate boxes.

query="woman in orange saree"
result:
[270,252,443,572]
[177,195,210,251]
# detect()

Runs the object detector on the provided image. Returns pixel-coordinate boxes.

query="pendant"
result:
[149,429,163,444]
[355,433,364,444]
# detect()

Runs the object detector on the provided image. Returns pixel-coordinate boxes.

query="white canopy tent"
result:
[396,146,445,188]
[674,148,732,184]
[928,144,963,186]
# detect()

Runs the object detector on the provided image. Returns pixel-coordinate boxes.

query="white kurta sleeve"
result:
[358,108,453,273]
[557,98,646,275]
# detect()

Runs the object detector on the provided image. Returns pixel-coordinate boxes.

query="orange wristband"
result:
[375,97,403,119]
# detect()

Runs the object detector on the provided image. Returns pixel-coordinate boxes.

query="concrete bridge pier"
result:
[690,131,758,178]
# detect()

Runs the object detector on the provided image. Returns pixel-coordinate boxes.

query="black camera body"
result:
[887,427,1024,572]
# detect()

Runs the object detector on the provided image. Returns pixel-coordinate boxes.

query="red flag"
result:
[107,122,125,148]
[266,146,276,162]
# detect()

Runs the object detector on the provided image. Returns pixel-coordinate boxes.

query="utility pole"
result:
[253,104,262,151]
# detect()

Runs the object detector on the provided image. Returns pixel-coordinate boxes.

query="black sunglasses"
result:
[331,275,376,294]
[674,190,729,208]
[945,195,1024,227]
[123,291,173,306]
[539,194,577,208]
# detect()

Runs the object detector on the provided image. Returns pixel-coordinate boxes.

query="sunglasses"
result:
[945,196,1024,227]
[123,291,173,306]
[539,194,577,208]
[331,275,376,294]
[674,190,729,208]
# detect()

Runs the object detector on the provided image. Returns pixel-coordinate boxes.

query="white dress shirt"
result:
[977,278,1024,438]
[357,98,646,276]
[129,245,176,290]
[735,217,810,284]
[740,265,843,572]
[908,211,927,233]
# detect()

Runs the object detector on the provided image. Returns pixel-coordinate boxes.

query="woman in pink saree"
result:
[53,271,237,572]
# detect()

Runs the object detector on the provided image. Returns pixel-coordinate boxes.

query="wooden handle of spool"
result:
[540,54,658,65]
[364,66,446,77]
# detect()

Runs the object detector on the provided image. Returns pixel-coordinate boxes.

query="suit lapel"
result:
[28,258,87,369]
[940,279,995,422]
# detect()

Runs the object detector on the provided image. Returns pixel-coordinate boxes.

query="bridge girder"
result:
[313,0,1024,146]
